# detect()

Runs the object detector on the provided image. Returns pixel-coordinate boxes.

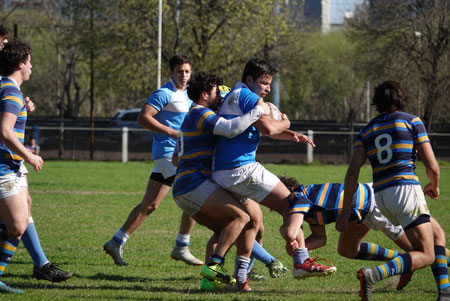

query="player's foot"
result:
[292,256,337,280]
[396,271,413,291]
[438,286,450,301]
[171,246,203,266]
[357,267,380,301]
[248,270,267,281]
[233,275,252,293]
[33,262,73,282]
[0,281,23,294]
[199,277,225,291]
[267,259,288,278]
[103,239,128,266]
[201,263,234,284]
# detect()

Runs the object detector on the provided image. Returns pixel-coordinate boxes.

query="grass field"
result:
[1,160,449,300]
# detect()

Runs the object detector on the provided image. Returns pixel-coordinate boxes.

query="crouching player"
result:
[278,176,441,287]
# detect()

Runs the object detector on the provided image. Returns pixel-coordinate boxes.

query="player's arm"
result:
[270,130,316,147]
[138,103,179,139]
[305,224,327,250]
[336,146,366,232]
[172,141,179,167]
[417,142,440,199]
[253,112,290,136]
[213,101,267,138]
[0,112,43,171]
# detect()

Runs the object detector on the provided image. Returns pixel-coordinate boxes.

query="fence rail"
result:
[25,126,450,164]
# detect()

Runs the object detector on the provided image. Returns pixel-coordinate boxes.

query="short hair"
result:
[169,54,190,71]
[278,175,301,192]
[0,25,8,39]
[241,57,277,83]
[187,71,223,102]
[372,81,407,113]
[0,39,31,76]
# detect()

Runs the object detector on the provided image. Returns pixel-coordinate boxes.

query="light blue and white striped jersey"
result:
[213,82,260,170]
[146,79,192,160]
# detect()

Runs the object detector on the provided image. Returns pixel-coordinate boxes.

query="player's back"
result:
[355,111,429,192]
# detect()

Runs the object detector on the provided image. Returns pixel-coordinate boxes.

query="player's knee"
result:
[237,212,250,226]
[337,246,355,259]
[7,224,26,239]
[143,203,158,215]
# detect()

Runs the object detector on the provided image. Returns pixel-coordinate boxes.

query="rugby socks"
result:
[21,217,49,268]
[112,228,129,245]
[356,242,401,261]
[251,240,275,265]
[293,248,310,265]
[446,247,450,266]
[175,234,190,247]
[376,253,412,279]
[247,257,256,272]
[208,254,224,266]
[0,237,20,280]
[431,246,450,291]
[234,256,251,284]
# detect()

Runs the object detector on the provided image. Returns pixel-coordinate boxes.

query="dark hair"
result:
[278,175,301,192]
[0,25,8,39]
[187,71,223,102]
[0,39,31,76]
[241,57,277,84]
[372,81,407,113]
[169,54,190,71]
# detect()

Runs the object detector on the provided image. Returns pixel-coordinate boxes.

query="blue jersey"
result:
[146,79,192,160]
[354,112,429,192]
[213,82,260,170]
[288,183,373,225]
[0,77,27,175]
[172,104,221,200]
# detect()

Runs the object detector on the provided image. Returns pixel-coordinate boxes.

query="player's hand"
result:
[335,210,350,232]
[25,154,43,172]
[285,240,298,256]
[423,183,439,199]
[293,132,315,147]
[25,97,35,112]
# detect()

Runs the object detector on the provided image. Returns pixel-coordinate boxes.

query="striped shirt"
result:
[288,183,373,225]
[0,77,27,175]
[354,112,429,192]
[172,104,220,200]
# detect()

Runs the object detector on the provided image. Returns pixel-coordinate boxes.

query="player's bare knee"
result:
[143,203,158,215]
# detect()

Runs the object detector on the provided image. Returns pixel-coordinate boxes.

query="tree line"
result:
[1,0,448,131]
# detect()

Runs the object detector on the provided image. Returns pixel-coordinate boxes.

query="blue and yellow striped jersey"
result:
[288,183,372,225]
[172,104,221,200]
[354,112,429,192]
[0,77,27,175]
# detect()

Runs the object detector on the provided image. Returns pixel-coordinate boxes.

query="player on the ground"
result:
[336,81,449,301]
[211,57,334,291]
[0,39,43,294]
[104,54,203,267]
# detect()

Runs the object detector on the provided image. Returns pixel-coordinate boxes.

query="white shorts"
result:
[174,179,219,216]
[152,157,177,179]
[375,184,430,229]
[212,162,279,203]
[18,162,28,187]
[0,171,25,199]
[363,202,404,241]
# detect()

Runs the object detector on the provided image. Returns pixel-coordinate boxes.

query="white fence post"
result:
[307,129,314,164]
[122,127,128,163]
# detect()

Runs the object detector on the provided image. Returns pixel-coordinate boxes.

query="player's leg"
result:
[20,173,72,282]
[104,173,171,266]
[429,217,450,298]
[0,185,28,294]
[170,212,203,266]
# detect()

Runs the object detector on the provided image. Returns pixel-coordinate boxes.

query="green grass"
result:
[1,161,449,300]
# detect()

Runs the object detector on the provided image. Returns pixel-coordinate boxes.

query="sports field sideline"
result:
[3,161,449,300]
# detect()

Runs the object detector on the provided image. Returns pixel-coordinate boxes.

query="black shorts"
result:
[150,172,175,186]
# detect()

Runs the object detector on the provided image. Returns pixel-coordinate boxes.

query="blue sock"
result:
[234,256,251,284]
[431,246,450,291]
[356,242,401,261]
[112,228,129,245]
[251,240,275,265]
[377,253,412,279]
[0,237,19,280]
[21,218,48,268]
[293,248,309,265]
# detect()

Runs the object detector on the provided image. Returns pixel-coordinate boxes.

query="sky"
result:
[331,0,365,24]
